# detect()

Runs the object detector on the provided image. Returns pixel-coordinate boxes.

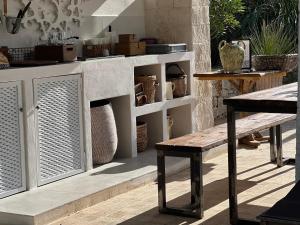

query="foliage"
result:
[210,0,245,39]
[250,22,297,55]
[240,0,298,38]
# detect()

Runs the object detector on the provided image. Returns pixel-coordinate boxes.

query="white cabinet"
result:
[34,75,84,186]
[0,81,26,198]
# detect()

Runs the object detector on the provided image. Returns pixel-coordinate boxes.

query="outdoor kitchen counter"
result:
[0,51,195,195]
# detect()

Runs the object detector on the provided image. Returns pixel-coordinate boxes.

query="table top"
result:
[194,70,287,80]
[223,82,298,114]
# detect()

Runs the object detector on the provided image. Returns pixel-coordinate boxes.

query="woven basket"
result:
[252,54,298,72]
[166,64,187,98]
[135,75,158,104]
[83,44,112,58]
[137,121,148,152]
[91,100,118,165]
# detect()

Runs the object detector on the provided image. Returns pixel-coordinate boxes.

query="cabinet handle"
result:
[36,106,40,110]
[19,108,23,112]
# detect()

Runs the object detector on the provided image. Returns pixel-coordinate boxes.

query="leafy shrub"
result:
[250,22,297,55]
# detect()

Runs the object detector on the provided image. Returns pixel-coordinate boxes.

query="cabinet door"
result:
[34,75,84,186]
[0,81,26,198]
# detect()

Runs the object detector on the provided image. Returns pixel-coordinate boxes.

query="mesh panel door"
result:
[0,81,26,199]
[34,75,84,186]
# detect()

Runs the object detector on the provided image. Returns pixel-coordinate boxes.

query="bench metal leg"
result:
[276,125,283,167]
[157,150,166,211]
[269,127,276,162]
[190,152,204,218]
[157,151,203,219]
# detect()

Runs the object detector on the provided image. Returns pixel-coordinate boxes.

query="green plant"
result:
[250,22,297,55]
[240,0,298,38]
[210,0,245,39]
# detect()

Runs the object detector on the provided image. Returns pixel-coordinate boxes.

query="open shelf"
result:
[165,61,192,99]
[167,104,192,139]
[136,111,164,152]
[135,101,164,117]
[90,95,133,168]
[134,64,163,103]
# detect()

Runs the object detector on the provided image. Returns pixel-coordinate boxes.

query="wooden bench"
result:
[156,113,296,219]
[258,181,300,225]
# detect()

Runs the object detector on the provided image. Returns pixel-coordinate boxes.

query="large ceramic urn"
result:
[219,40,245,73]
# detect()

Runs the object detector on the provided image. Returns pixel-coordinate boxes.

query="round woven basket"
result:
[91,100,118,165]
[135,75,158,104]
[136,121,148,153]
[252,54,298,72]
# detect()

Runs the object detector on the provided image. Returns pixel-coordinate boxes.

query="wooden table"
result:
[194,70,286,94]
[194,70,287,146]
[223,83,297,225]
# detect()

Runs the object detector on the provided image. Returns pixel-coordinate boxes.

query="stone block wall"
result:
[144,0,214,130]
[212,81,239,120]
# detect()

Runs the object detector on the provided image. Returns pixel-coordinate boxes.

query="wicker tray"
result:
[252,54,298,72]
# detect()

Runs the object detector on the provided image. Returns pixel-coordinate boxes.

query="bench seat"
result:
[156,113,296,152]
[156,113,296,219]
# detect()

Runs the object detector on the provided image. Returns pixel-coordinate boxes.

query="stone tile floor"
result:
[50,121,296,225]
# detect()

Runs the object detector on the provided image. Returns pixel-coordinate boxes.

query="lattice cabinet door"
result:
[0,81,26,199]
[34,75,84,186]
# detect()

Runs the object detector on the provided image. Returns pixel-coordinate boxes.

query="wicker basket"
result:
[166,64,187,98]
[252,54,298,72]
[83,44,112,58]
[135,75,158,104]
[91,100,118,165]
[137,121,148,152]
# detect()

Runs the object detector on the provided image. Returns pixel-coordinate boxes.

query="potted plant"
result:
[250,22,298,72]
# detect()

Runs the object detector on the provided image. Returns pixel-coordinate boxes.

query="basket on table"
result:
[252,54,298,72]
[136,121,148,152]
[135,75,159,104]
[166,64,187,98]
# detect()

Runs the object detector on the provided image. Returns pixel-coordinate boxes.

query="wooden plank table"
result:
[194,70,286,96]
[194,70,287,147]
[223,83,297,225]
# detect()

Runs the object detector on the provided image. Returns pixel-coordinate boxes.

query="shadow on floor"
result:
[117,164,294,225]
[91,156,216,178]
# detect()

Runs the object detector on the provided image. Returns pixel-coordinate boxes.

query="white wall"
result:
[0,0,145,47]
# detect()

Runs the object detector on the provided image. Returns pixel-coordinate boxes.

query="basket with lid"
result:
[166,64,187,98]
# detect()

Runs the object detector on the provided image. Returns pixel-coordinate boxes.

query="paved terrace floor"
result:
[50,121,296,225]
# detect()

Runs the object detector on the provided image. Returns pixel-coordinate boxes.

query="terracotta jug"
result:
[219,40,245,73]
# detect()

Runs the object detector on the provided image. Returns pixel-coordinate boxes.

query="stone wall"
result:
[144,0,214,130]
[212,81,239,120]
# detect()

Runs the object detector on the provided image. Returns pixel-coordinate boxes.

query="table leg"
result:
[276,125,283,167]
[227,106,238,225]
[269,127,276,162]
[157,150,166,211]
